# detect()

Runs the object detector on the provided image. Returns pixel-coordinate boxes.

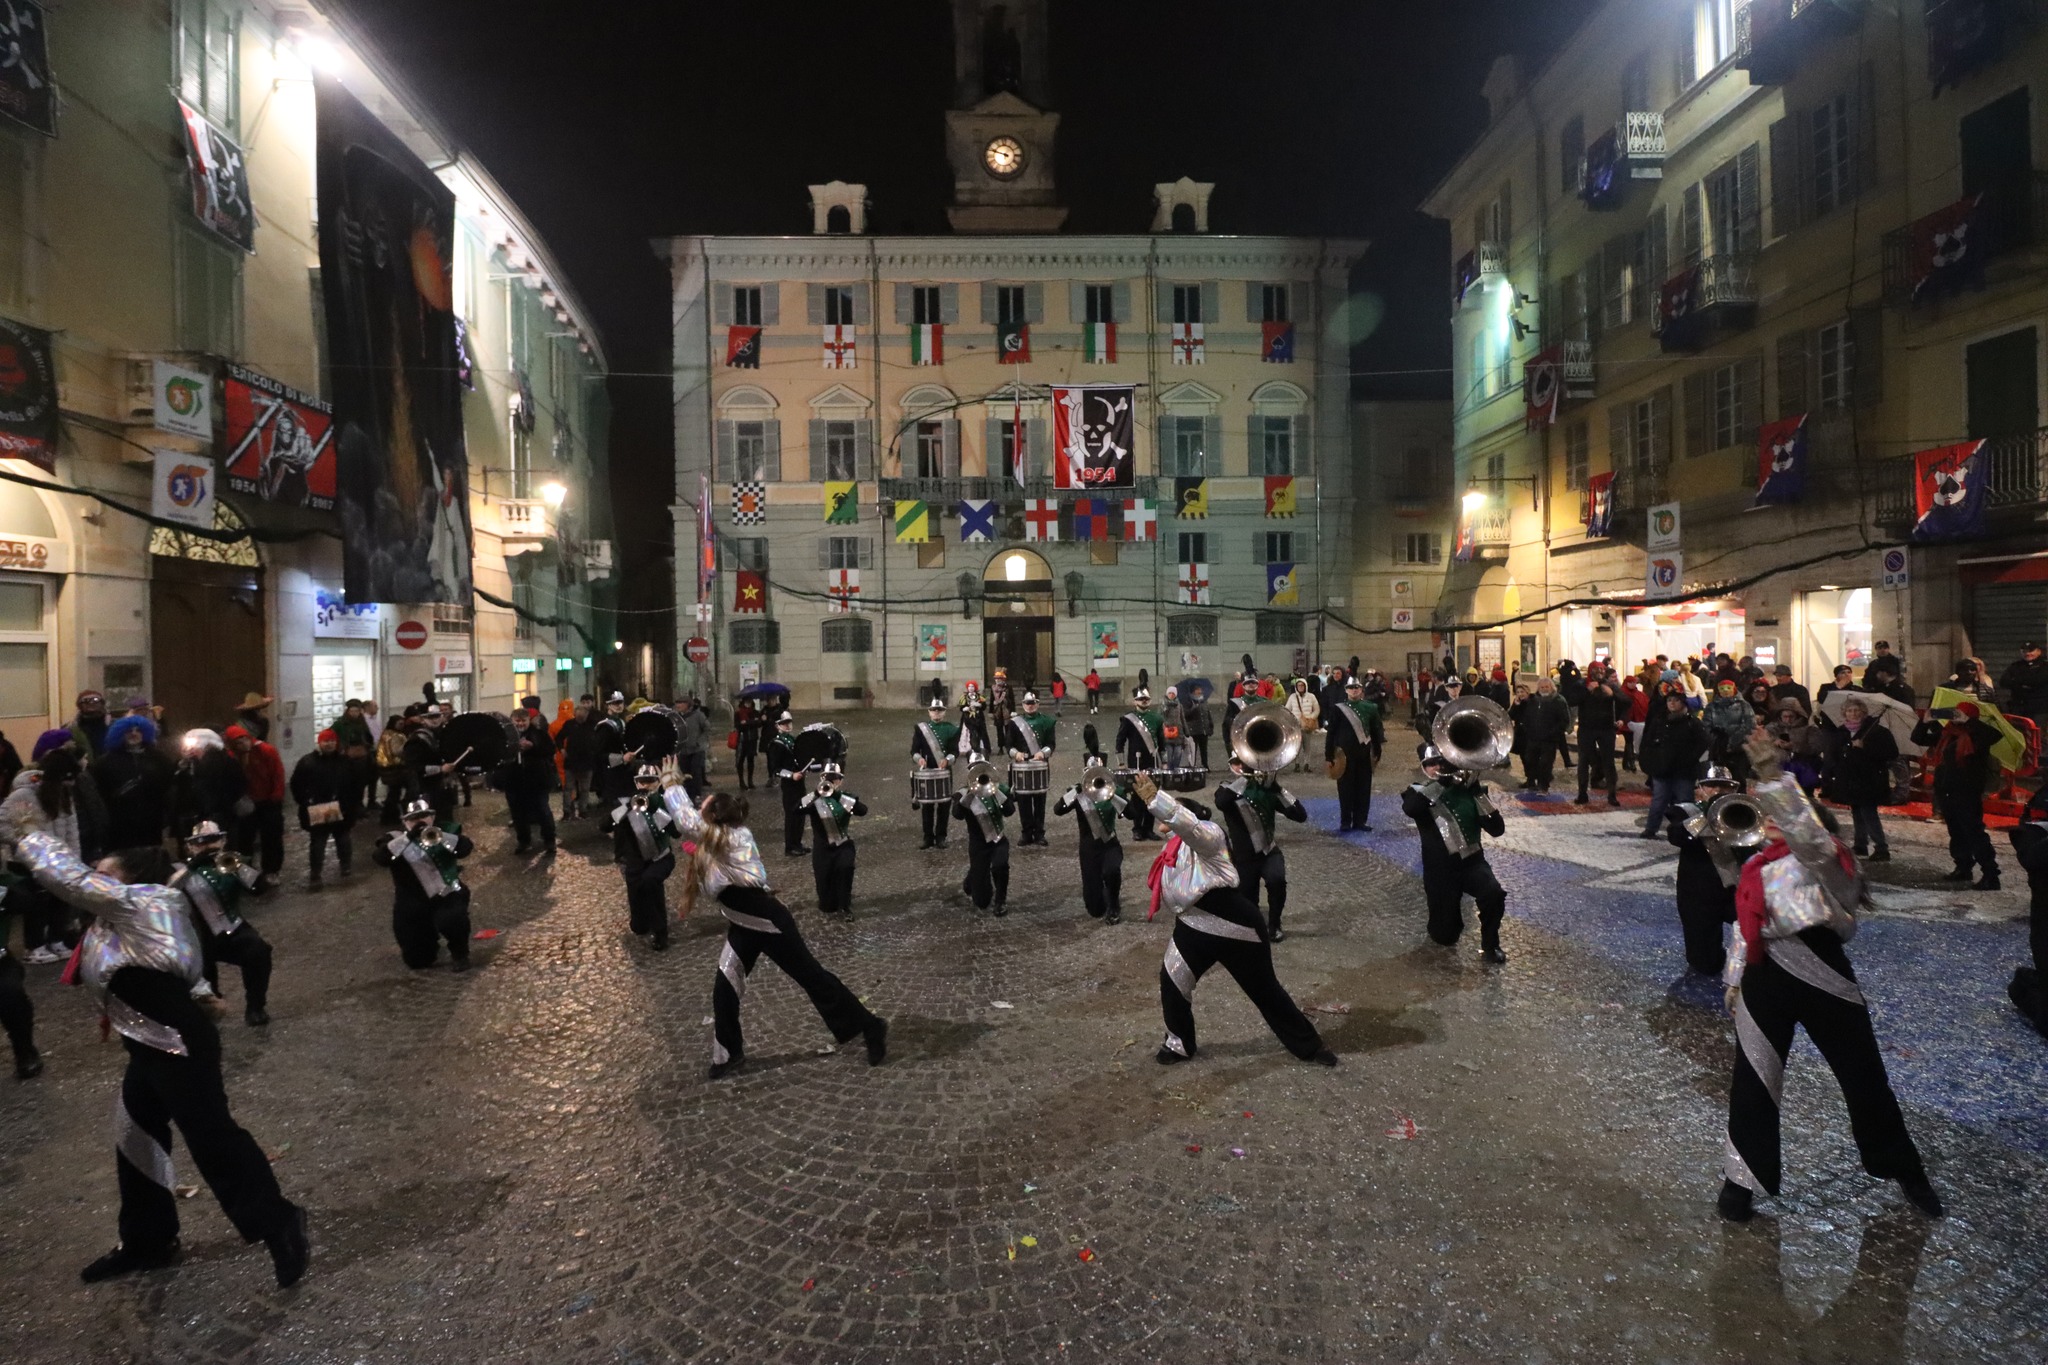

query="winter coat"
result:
[1515,693,1573,747]
[501,723,558,794]
[289,749,363,828]
[1701,696,1756,745]
[94,725,175,849]
[1770,681,1814,713]
[173,744,245,832]
[1640,710,1708,780]
[1577,684,1623,738]
[234,738,287,804]
[1819,719,1899,807]
[2001,656,2048,715]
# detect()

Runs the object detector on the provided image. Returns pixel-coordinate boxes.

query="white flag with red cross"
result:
[825,567,861,612]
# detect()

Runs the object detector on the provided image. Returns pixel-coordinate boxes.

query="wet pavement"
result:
[1,707,2043,1363]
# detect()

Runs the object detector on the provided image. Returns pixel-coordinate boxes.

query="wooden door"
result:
[150,557,266,736]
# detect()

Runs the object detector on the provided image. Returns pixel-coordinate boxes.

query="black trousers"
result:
[379,771,412,824]
[394,889,471,968]
[1232,848,1291,932]
[919,801,952,845]
[710,887,878,1064]
[234,802,285,877]
[1676,878,1735,976]
[1336,750,1374,828]
[1726,932,1926,1197]
[781,780,805,854]
[0,951,35,1062]
[105,969,295,1254]
[308,824,353,876]
[626,867,671,941]
[424,778,457,827]
[1423,851,1506,951]
[1577,733,1618,800]
[202,922,273,1013]
[1016,794,1047,843]
[1077,841,1124,919]
[1158,889,1324,1060]
[1521,743,1559,789]
[1127,784,1156,839]
[812,840,857,914]
[1942,794,1996,875]
[963,838,1011,910]
[507,786,556,852]
[737,745,757,788]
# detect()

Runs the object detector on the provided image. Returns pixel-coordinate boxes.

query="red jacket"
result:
[224,725,287,803]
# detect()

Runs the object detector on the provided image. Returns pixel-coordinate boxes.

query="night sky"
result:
[337,0,1597,646]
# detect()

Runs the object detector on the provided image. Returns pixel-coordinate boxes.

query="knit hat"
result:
[317,728,339,744]
[223,724,251,742]
[31,728,72,761]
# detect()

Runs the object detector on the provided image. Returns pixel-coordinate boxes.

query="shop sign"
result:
[555,657,573,671]
[313,587,381,639]
[1645,552,1684,601]
[152,361,213,439]
[1391,608,1416,632]
[0,534,55,570]
[581,656,594,669]
[511,657,539,673]
[149,448,215,529]
[1882,549,1910,592]
[1646,502,1682,553]
[434,652,473,676]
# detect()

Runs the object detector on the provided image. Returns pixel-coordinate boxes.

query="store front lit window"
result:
[1798,588,1872,686]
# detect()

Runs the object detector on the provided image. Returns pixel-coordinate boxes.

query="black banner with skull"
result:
[1051,384,1135,490]
[0,1,55,137]
[177,98,255,252]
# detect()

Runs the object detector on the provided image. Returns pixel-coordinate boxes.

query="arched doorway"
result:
[982,548,1053,693]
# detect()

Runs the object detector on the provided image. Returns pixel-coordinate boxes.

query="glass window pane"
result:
[0,580,42,632]
[0,642,47,720]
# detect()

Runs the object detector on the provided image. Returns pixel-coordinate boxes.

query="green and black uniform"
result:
[912,718,963,847]
[1054,779,1128,921]
[801,787,868,915]
[1401,777,1508,957]
[1118,707,1165,840]
[1215,774,1309,935]
[1324,697,1386,831]
[175,853,274,1021]
[770,729,806,855]
[952,783,1016,914]
[1006,710,1058,844]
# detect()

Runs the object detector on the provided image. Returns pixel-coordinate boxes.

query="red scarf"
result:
[1930,710,1981,767]
[1146,836,1183,921]
[1734,835,1859,964]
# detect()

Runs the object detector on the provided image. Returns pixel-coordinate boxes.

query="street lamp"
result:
[539,480,568,508]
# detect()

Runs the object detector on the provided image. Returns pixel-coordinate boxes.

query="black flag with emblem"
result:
[1051,384,1136,489]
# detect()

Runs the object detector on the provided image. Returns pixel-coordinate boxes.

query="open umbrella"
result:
[1819,689,1924,756]
[1926,687,2026,770]
[737,682,788,703]
[1176,677,1214,707]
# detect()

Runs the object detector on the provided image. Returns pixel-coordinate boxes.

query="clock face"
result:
[983,136,1027,180]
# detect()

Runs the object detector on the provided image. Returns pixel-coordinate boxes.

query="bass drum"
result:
[792,723,846,772]
[442,711,517,775]
[625,704,687,764]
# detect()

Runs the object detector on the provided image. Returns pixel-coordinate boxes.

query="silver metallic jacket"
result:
[663,784,770,895]
[22,832,204,1053]
[1724,774,1863,990]
[1147,790,1240,912]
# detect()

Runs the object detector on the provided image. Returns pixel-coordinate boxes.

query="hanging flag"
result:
[996,320,1030,364]
[1010,388,1028,490]
[1523,343,1563,431]
[1911,438,1989,542]
[1753,414,1807,506]
[958,497,998,542]
[1024,498,1060,541]
[732,478,766,526]
[1177,563,1212,605]
[1171,322,1205,365]
[1579,129,1620,208]
[1645,552,1684,600]
[1083,322,1116,364]
[1264,475,1298,517]
[1174,477,1209,518]
[1584,470,1616,537]
[0,1,55,136]
[825,567,862,612]
[1261,322,1295,363]
[1122,497,1157,541]
[699,471,716,600]
[1050,383,1136,489]
[1910,194,1983,302]
[221,363,336,509]
[823,480,859,524]
[894,499,930,543]
[1658,267,1705,350]
[822,325,858,369]
[176,98,256,252]
[733,569,766,613]
[725,326,762,368]
[1073,497,1112,542]
[910,323,944,366]
[1265,562,1298,606]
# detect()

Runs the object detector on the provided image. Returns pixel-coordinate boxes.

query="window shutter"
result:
[1681,183,1702,265]
[1112,280,1132,326]
[1738,355,1763,450]
[1157,416,1174,475]
[817,537,831,570]
[855,421,874,481]
[1607,403,1630,476]
[1736,144,1762,254]
[985,417,1004,478]
[807,418,827,483]
[713,288,733,326]
[1776,330,1811,418]
[852,285,871,326]
[1682,372,1710,457]
[940,419,961,478]
[1200,281,1220,326]
[1769,116,1802,237]
[1068,282,1086,323]
[762,284,780,326]
[859,538,875,569]
[1156,284,1175,323]
[1854,61,1879,198]
[1245,282,1264,321]
[1582,256,1604,342]
[981,282,999,324]
[1025,282,1044,323]
[1676,18,1695,93]
[1293,413,1310,476]
[806,284,825,326]
[1498,180,1513,246]
[894,283,913,325]
[716,420,736,481]
[1253,531,1267,564]
[1644,207,1668,297]
[761,420,782,482]
[1650,386,1673,467]
[1202,414,1222,476]
[1247,414,1263,474]
[1026,418,1048,476]
[1848,304,1884,408]
[940,284,960,324]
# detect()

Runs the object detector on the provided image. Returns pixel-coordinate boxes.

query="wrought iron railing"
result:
[1562,340,1595,396]
[1873,426,2048,521]
[1651,254,1758,342]
[1881,172,2048,307]
[1623,112,1665,178]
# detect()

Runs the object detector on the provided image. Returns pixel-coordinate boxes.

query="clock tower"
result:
[945,0,1067,233]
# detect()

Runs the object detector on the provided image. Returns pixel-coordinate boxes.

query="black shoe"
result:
[1868,847,1891,861]
[864,1018,889,1066]
[708,1056,746,1081]
[81,1241,181,1282]
[514,844,533,856]
[541,848,556,862]
[935,839,949,850]
[1897,1173,1945,1218]
[267,1204,311,1288]
[919,838,933,850]
[992,899,1008,918]
[1853,844,1868,857]
[1717,1180,1754,1223]
[651,935,668,952]
[1573,796,1589,806]
[1481,946,1508,965]
[1308,1047,1339,1068]
[245,1007,270,1027]
[1105,909,1121,925]
[1943,867,1973,882]
[450,956,470,974]
[1270,927,1288,943]
[14,1049,42,1080]
[1608,796,1621,807]
[1356,824,1372,834]
[1976,874,2002,891]
[1155,1046,1188,1065]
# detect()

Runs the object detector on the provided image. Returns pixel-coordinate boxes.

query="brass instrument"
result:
[215,850,245,875]
[1430,697,1514,772]
[1228,701,1302,776]
[422,826,445,848]
[1703,792,1767,849]
[962,757,998,791]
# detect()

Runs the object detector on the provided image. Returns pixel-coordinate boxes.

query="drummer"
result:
[912,699,963,850]
[1005,691,1058,847]
[1118,687,1166,842]
[594,692,633,801]
[769,712,808,858]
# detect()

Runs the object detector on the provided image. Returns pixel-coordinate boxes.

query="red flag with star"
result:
[734,569,766,614]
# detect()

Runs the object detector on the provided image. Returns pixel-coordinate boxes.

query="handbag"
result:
[307,801,344,826]
[727,730,739,751]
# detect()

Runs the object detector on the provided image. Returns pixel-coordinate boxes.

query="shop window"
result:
[0,578,48,725]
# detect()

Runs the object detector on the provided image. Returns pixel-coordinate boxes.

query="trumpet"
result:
[1085,770,1114,795]
[216,850,245,875]
[422,826,445,848]
[1430,697,1514,772]
[1229,701,1302,776]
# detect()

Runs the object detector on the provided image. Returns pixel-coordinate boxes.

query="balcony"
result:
[1881,172,2048,307]
[1652,255,1758,352]
[1874,425,2048,523]
[1927,0,2035,95]
[495,498,553,552]
[1623,113,1665,180]
[1562,340,1596,398]
[1736,0,1800,83]
[877,475,1162,507]
[1455,241,1506,306]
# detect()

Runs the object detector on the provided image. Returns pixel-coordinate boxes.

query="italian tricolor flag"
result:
[910,323,944,365]
[1083,322,1116,364]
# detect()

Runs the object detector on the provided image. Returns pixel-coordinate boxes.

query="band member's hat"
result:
[635,763,662,784]
[776,711,794,724]
[821,762,843,779]
[187,820,225,844]
[1419,745,1450,768]
[1083,753,1106,769]
[607,692,625,704]
[1132,687,1150,701]
[1021,691,1038,703]
[927,698,946,711]
[402,798,435,823]
[1699,765,1741,790]
[1346,678,1365,690]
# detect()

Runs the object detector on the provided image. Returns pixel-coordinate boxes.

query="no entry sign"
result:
[684,636,711,665]
[395,619,429,651]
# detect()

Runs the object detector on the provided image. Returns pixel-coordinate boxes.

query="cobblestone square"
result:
[3,708,2044,1363]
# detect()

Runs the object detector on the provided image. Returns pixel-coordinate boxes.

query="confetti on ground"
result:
[1229,1147,1247,1159]
[472,928,503,941]
[1242,1110,1255,1118]
[1315,1002,1352,1015]
[1023,1182,1037,1193]
[1185,1144,1203,1154]
[992,1001,1013,1009]
[1020,1236,1037,1247]
[1385,1114,1422,1141]
[1077,1248,1096,1263]
[174,1184,199,1199]
[1006,1244,1016,1261]
[800,1277,816,1293]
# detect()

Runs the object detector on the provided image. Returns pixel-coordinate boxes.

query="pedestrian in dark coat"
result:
[95,715,173,850]
[289,729,360,882]
[1574,670,1624,805]
[1819,699,1898,859]
[2005,785,2048,1036]
[501,707,558,858]
[1640,692,1709,839]
[2001,643,2048,727]
[171,728,244,838]
[1913,702,2002,888]
[1514,678,1573,791]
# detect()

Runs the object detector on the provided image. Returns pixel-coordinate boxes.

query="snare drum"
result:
[1160,766,1210,794]
[1008,760,1050,796]
[911,767,956,806]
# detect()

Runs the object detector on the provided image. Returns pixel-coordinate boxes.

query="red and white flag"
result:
[822,325,858,370]
[1176,563,1211,605]
[1024,498,1060,542]
[1122,497,1157,541]
[1171,322,1205,365]
[825,567,862,612]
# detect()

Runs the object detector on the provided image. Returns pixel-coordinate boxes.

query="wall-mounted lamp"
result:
[539,481,568,508]
[956,571,980,620]
[1463,476,1541,511]
[1064,570,1086,619]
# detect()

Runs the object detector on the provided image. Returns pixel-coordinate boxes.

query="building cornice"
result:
[666,235,1367,276]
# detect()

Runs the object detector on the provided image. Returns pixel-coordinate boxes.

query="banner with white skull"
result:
[1050,384,1134,490]
[176,98,255,252]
